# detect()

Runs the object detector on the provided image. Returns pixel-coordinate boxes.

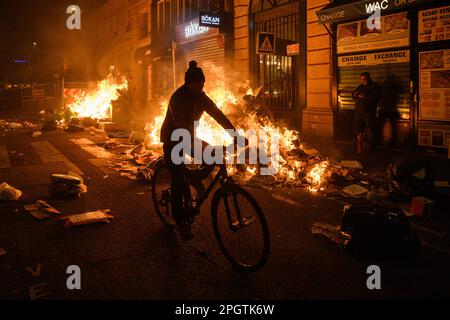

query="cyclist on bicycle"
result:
[160,60,244,240]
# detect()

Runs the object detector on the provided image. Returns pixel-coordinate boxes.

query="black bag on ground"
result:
[341,204,420,258]
[386,157,434,197]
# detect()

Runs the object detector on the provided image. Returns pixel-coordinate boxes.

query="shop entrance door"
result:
[251,1,300,126]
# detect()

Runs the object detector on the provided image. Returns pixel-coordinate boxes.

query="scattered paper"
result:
[312,222,351,247]
[32,131,42,138]
[343,184,368,197]
[24,200,61,220]
[60,209,113,228]
[341,160,363,170]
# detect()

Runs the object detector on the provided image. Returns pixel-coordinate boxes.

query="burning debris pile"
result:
[67,71,128,121]
[140,63,333,193]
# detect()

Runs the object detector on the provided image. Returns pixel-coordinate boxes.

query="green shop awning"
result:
[317,0,438,25]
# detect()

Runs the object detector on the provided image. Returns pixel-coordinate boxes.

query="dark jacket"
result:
[352,80,381,113]
[160,84,235,143]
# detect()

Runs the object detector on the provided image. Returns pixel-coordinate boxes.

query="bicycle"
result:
[150,147,270,273]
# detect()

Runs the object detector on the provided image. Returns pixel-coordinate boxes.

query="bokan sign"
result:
[199,12,221,28]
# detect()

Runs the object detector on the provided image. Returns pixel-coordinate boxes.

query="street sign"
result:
[287,43,300,56]
[257,32,275,55]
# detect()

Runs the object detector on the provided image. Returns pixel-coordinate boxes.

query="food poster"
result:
[337,12,409,54]
[418,5,450,43]
[419,49,450,121]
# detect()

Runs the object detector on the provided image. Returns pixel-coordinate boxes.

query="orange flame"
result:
[144,63,328,191]
[68,71,128,119]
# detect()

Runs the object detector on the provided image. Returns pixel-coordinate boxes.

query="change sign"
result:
[257,32,275,54]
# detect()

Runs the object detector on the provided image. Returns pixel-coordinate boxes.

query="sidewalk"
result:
[309,139,450,179]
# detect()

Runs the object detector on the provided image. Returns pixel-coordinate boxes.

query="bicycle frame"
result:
[187,163,244,231]
[188,163,228,214]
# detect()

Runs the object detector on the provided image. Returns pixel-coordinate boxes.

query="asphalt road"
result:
[1,123,450,300]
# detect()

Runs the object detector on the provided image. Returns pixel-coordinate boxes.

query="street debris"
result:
[0,247,6,257]
[311,222,351,247]
[343,184,369,198]
[8,122,23,129]
[49,172,87,198]
[80,117,98,127]
[340,204,420,257]
[107,130,129,138]
[341,160,363,170]
[60,209,113,228]
[0,120,35,131]
[386,157,434,198]
[64,124,85,132]
[0,182,23,201]
[32,131,42,138]
[410,196,435,218]
[24,200,61,220]
[101,141,121,149]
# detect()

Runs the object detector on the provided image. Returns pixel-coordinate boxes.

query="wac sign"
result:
[199,12,221,28]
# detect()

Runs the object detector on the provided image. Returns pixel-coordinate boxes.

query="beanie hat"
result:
[184,61,205,84]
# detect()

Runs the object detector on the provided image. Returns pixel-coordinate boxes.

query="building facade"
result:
[85,0,450,151]
[316,0,450,150]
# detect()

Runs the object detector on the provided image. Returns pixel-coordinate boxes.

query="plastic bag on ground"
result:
[0,182,23,201]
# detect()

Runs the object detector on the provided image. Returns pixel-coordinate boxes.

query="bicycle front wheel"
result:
[211,184,270,272]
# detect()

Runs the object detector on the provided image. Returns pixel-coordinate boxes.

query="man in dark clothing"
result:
[160,60,240,240]
[352,72,381,150]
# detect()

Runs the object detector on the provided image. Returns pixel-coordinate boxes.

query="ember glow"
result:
[307,161,329,192]
[68,71,128,119]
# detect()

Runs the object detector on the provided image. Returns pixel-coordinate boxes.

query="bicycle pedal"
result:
[232,216,255,228]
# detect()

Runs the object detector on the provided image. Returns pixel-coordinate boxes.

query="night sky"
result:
[0,0,106,83]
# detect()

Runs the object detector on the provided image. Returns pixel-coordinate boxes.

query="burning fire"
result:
[68,71,128,119]
[307,161,329,192]
[144,63,329,191]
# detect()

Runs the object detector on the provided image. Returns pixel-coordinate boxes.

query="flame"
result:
[307,161,329,192]
[144,63,328,192]
[68,71,128,119]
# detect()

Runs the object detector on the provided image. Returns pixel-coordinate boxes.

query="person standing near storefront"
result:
[352,72,381,151]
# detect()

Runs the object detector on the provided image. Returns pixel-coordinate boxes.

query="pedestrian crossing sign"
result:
[257,32,275,54]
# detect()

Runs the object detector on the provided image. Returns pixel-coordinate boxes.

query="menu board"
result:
[337,12,409,54]
[419,49,450,121]
[418,5,450,43]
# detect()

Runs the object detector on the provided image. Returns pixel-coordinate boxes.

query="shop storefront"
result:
[175,17,227,83]
[317,0,449,149]
[249,0,306,128]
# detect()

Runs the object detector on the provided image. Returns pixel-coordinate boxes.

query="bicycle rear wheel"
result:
[211,184,270,272]
[151,162,176,229]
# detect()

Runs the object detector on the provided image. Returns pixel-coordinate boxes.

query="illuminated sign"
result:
[184,21,209,38]
[365,0,389,13]
[287,43,300,56]
[317,0,435,24]
[199,12,221,28]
